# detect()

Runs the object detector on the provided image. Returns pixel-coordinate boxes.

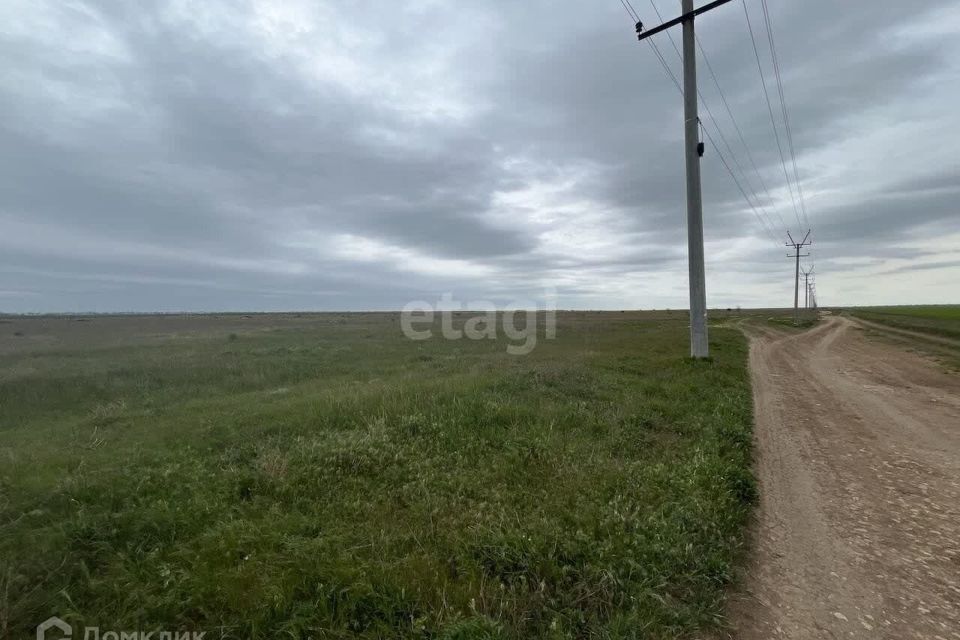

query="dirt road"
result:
[730,315,960,639]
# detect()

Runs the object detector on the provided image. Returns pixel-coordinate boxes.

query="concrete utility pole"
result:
[801,266,814,309]
[635,0,735,358]
[787,230,812,325]
[681,0,708,358]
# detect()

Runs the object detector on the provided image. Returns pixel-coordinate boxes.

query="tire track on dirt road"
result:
[729,315,960,639]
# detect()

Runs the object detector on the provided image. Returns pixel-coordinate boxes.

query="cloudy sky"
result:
[1,0,958,313]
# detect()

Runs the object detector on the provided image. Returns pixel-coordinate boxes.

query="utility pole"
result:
[680,0,708,358]
[635,0,735,358]
[786,230,812,325]
[801,266,814,309]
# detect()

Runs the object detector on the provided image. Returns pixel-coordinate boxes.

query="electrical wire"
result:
[619,0,639,22]
[617,0,819,296]
[760,0,809,229]
[694,32,788,234]
[620,0,683,94]
[641,30,780,243]
[646,0,783,239]
[627,1,780,243]
[742,0,803,232]
[702,125,780,243]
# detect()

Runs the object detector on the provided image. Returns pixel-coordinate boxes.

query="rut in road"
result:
[729,315,960,640]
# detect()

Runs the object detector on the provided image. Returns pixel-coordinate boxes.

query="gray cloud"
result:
[1,0,959,312]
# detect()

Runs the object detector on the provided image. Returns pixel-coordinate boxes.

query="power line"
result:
[646,0,683,61]
[620,0,809,240]
[647,39,682,93]
[645,0,782,241]
[701,125,780,243]
[801,265,814,309]
[636,0,786,242]
[759,0,809,229]
[621,0,685,97]
[699,92,774,231]
[619,0,639,22]
[643,31,683,94]
[786,229,811,325]
[639,31,779,244]
[623,0,685,99]
[621,0,821,314]
[694,32,787,234]
[742,0,802,231]
[621,0,683,93]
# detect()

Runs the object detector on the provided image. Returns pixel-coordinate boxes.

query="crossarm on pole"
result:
[635,0,735,41]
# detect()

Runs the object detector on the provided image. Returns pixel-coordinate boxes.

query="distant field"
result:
[855,305,960,321]
[848,305,960,341]
[0,312,754,639]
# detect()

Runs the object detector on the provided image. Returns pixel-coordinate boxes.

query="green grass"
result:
[764,313,820,330]
[848,305,960,341]
[0,312,755,639]
[854,305,960,321]
[844,305,960,370]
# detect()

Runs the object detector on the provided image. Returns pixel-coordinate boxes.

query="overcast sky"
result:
[1,0,958,313]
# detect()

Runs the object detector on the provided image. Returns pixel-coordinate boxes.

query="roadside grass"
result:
[764,314,819,330]
[843,307,960,371]
[0,312,755,639]
[704,308,819,332]
[848,305,960,341]
[846,306,960,369]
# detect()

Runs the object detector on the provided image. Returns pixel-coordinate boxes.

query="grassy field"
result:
[845,305,960,370]
[0,312,755,639]
[848,305,960,341]
[762,313,820,331]
[853,305,960,321]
